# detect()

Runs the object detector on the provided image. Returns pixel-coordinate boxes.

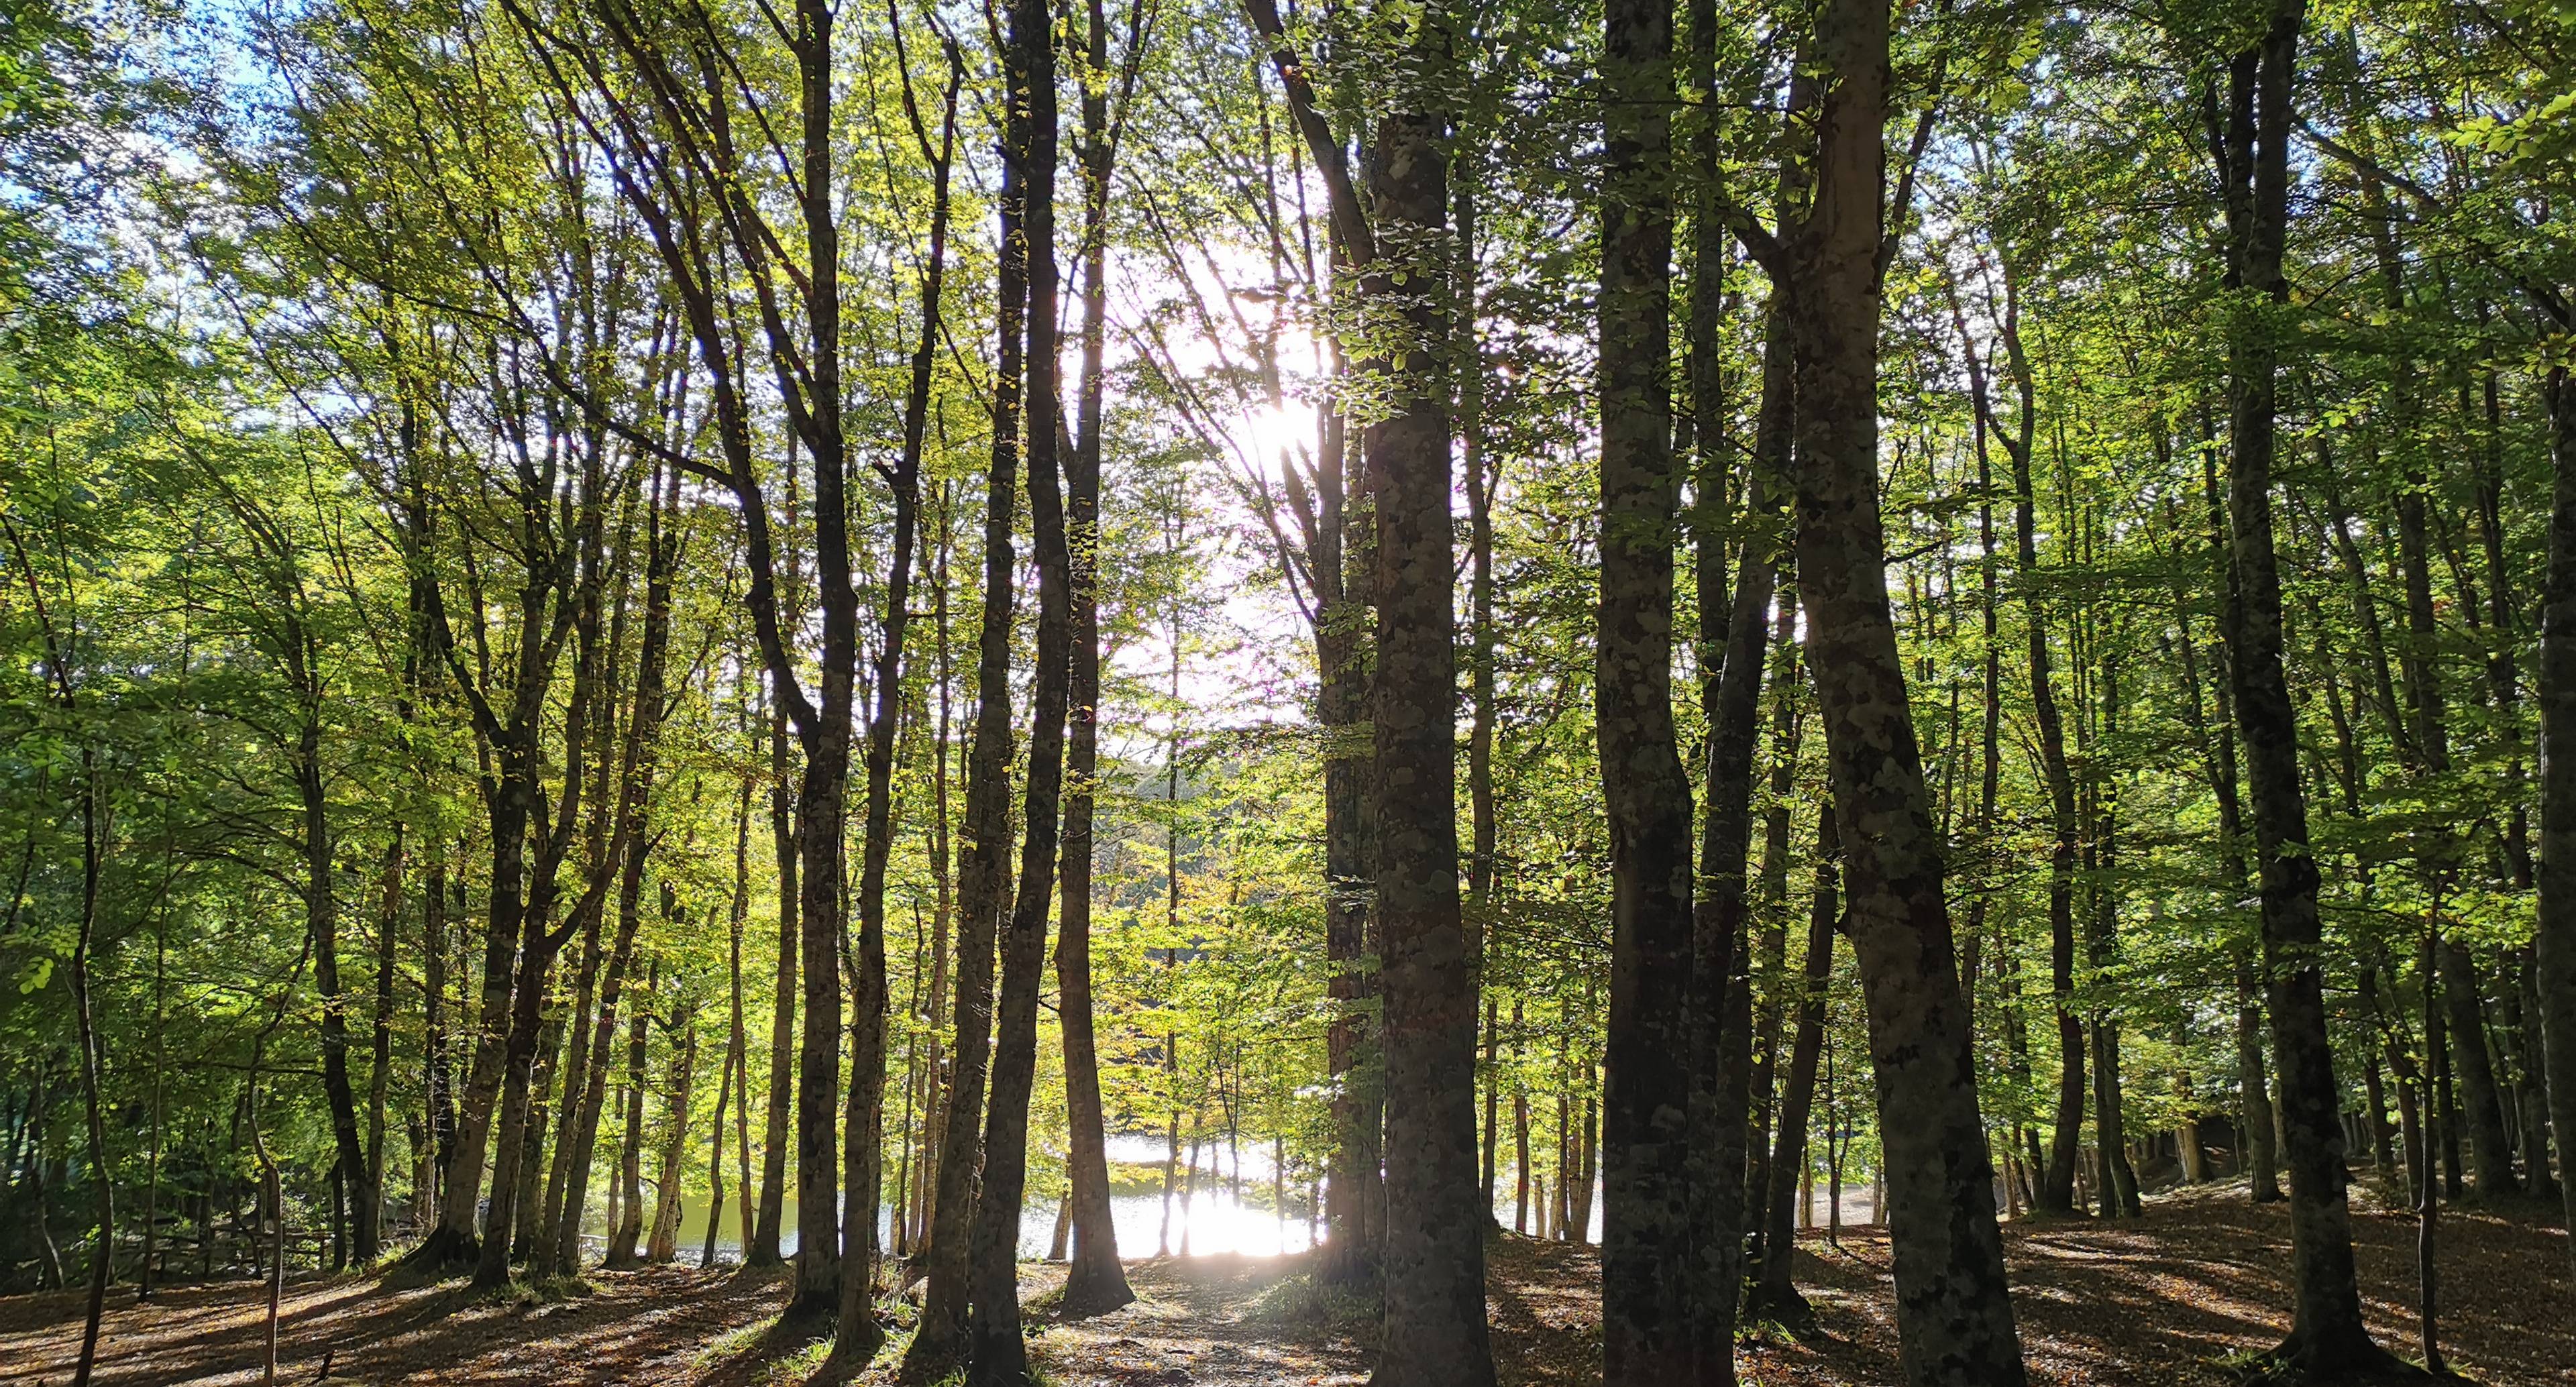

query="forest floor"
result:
[1,1180,2566,1386]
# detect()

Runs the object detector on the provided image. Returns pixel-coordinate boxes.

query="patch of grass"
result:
[698,1316,773,1366]
[1244,1269,1379,1338]
[695,1306,845,1385]
[372,1260,467,1294]
[759,1333,835,1386]
[465,1274,590,1308]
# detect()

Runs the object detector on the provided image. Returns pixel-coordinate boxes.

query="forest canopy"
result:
[1,0,2573,1382]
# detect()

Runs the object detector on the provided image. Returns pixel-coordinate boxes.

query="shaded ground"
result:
[4,1182,2566,1386]
[0,1264,793,1386]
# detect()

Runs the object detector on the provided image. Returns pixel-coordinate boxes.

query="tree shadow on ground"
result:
[0,1261,789,1385]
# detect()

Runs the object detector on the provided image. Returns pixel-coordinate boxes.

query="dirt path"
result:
[4,1184,2565,1386]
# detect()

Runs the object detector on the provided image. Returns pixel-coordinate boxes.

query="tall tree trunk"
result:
[704,1032,732,1268]
[1056,0,1137,1315]
[1743,599,1803,1266]
[1971,261,2084,1215]
[553,840,650,1270]
[1462,169,1501,1233]
[1597,0,1701,1374]
[2440,942,2516,1197]
[755,700,796,1266]
[2180,452,2284,1205]
[968,0,1069,1370]
[365,832,400,1260]
[1768,0,2025,1374]
[833,30,956,1362]
[463,426,616,1290]
[2512,946,2557,1198]
[1366,21,1493,1380]
[304,718,371,1259]
[1753,804,1838,1322]
[727,758,755,1256]
[2534,364,2576,1288]
[68,744,109,1386]
[546,464,682,1276]
[902,22,1030,1366]
[2089,658,2140,1217]
[508,1011,562,1263]
[2416,930,2446,1372]
[425,844,455,1205]
[1242,0,1379,1282]
[2209,5,2398,1366]
[647,1009,698,1264]
[606,958,655,1268]
[1686,327,1780,1386]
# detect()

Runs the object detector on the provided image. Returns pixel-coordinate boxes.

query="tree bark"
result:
[967,0,1068,1369]
[1969,257,2084,1215]
[606,958,655,1270]
[2440,942,2516,1198]
[2208,5,2399,1365]
[1767,0,2025,1374]
[2534,364,2576,1288]
[755,701,796,1267]
[1753,804,1837,1323]
[546,463,682,1276]
[902,20,1030,1366]
[1365,20,1493,1380]
[303,718,371,1260]
[833,23,956,1360]
[1597,0,1701,1373]
[1242,0,1380,1280]
[647,1006,698,1264]
[1056,0,1137,1315]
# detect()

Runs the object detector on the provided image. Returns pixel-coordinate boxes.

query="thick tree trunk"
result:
[1366,38,1494,1384]
[419,632,545,1270]
[790,741,849,1314]
[1596,0,1701,1374]
[1770,0,2025,1376]
[967,3,1067,1371]
[508,1013,561,1263]
[537,898,602,1270]
[2440,942,2517,1198]
[2535,366,2576,1288]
